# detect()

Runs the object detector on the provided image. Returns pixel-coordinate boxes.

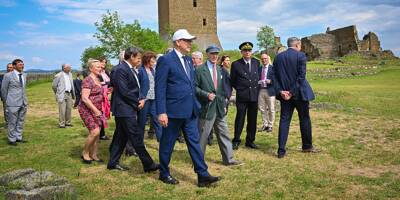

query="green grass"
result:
[0,57,399,199]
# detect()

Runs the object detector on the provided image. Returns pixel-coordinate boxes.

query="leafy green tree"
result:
[80,46,106,70]
[93,11,168,59]
[256,25,276,50]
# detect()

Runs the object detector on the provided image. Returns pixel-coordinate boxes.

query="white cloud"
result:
[36,0,158,25]
[31,56,44,64]
[18,32,96,47]
[0,52,22,61]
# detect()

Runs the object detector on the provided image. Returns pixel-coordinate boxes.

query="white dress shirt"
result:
[63,72,72,92]
[13,70,25,86]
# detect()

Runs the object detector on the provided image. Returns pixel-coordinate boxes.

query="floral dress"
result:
[78,76,104,131]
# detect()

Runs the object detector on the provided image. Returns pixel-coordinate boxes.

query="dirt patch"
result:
[338,164,400,178]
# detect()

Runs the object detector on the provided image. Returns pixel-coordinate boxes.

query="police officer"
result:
[230,42,260,150]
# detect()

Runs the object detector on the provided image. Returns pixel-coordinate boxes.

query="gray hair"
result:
[192,51,203,59]
[287,37,301,47]
[61,63,70,70]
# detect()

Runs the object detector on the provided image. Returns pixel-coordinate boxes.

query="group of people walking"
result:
[1,28,318,187]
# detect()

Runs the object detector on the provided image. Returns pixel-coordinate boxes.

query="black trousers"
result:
[278,99,313,155]
[108,117,154,169]
[233,101,258,144]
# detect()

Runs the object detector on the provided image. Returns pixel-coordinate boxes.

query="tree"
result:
[80,46,107,70]
[256,25,276,50]
[93,11,168,59]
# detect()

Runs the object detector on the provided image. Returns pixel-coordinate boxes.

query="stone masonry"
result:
[158,0,222,51]
[301,25,395,60]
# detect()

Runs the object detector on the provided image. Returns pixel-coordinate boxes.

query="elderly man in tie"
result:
[195,45,242,166]
[258,53,276,133]
[155,29,221,187]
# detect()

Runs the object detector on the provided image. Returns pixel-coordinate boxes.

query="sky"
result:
[1,0,399,70]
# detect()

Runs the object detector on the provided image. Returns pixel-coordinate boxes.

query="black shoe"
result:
[277,153,286,159]
[8,141,17,146]
[107,164,130,171]
[198,175,221,187]
[93,158,104,163]
[66,124,73,127]
[81,156,93,164]
[258,126,268,132]
[266,127,273,132]
[144,163,160,173]
[16,139,27,143]
[100,136,110,140]
[302,147,321,153]
[224,160,244,166]
[159,175,179,185]
[245,142,258,149]
[207,139,213,146]
[232,142,240,150]
[177,135,185,143]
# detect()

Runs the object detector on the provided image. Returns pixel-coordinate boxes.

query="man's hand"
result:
[280,91,292,100]
[138,99,145,110]
[208,93,216,101]
[158,113,168,127]
[266,79,271,84]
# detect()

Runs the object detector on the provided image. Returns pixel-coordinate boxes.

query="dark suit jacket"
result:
[230,57,260,102]
[273,48,315,101]
[221,67,232,99]
[110,61,140,117]
[258,64,276,96]
[73,78,82,97]
[195,62,226,119]
[138,65,155,100]
[155,50,201,119]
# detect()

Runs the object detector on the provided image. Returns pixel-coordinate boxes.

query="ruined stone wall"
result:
[327,25,359,56]
[301,34,338,60]
[158,0,222,50]
[360,32,381,52]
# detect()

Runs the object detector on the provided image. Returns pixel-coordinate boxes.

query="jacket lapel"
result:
[171,51,191,83]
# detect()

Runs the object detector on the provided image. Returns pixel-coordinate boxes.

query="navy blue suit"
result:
[273,48,315,155]
[258,64,276,96]
[108,61,155,170]
[138,66,162,141]
[155,50,209,178]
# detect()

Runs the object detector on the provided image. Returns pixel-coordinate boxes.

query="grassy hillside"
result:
[0,57,399,199]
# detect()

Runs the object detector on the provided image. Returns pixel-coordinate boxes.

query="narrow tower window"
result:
[203,18,207,26]
[193,0,197,7]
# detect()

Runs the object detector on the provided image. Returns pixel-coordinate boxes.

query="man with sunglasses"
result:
[230,42,260,150]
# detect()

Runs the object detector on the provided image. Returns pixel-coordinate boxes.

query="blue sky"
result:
[1,0,399,70]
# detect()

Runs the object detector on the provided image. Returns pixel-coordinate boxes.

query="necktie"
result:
[246,62,251,72]
[261,67,266,87]
[130,68,140,88]
[18,73,23,87]
[182,56,191,78]
[212,63,218,89]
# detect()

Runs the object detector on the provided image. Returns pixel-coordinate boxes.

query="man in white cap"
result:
[155,29,221,187]
[195,45,243,166]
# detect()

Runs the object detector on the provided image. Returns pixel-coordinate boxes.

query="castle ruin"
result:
[301,25,395,60]
[158,0,222,51]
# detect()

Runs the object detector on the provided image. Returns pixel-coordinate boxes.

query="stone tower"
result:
[158,0,222,51]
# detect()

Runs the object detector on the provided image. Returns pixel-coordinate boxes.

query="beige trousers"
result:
[258,89,276,128]
[58,92,73,127]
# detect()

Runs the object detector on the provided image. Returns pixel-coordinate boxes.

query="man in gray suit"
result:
[52,64,75,128]
[1,59,28,146]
